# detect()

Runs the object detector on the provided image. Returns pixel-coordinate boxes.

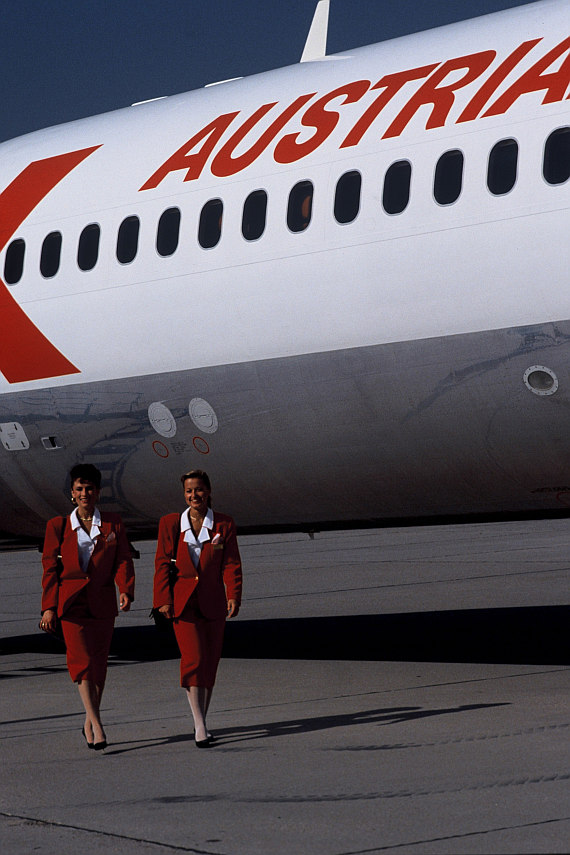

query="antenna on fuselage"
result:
[300,0,330,62]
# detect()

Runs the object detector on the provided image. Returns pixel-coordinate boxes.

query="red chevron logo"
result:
[0,146,100,383]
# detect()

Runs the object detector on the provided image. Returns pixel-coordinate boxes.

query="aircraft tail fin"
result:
[300,0,330,62]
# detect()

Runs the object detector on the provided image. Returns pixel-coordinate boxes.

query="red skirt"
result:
[173,595,226,689]
[60,591,114,686]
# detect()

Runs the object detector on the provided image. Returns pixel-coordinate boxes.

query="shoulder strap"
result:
[172,513,182,561]
[165,515,182,585]
[57,516,67,551]
[55,516,67,578]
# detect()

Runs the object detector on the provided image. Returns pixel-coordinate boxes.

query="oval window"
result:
[383,161,411,215]
[116,216,140,264]
[334,171,361,224]
[4,239,25,284]
[487,139,518,196]
[198,199,223,249]
[157,207,181,257]
[543,127,570,186]
[40,232,62,278]
[242,190,267,241]
[77,223,100,271]
[434,150,464,205]
[287,181,313,232]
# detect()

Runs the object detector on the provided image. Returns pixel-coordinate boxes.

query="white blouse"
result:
[181,507,214,568]
[70,506,101,574]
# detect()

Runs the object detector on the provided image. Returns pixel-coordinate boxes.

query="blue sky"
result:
[1,0,538,144]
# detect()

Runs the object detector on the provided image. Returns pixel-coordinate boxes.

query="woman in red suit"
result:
[40,463,135,750]
[153,469,242,747]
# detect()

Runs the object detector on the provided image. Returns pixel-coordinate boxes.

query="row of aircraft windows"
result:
[4,127,569,285]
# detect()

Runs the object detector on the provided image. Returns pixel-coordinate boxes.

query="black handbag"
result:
[149,604,174,630]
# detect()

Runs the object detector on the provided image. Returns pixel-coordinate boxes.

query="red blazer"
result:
[153,511,242,620]
[41,513,135,619]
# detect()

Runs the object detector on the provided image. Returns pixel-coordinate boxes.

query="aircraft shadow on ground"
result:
[2,605,567,667]
[222,605,569,666]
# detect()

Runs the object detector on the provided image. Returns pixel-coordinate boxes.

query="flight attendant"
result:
[40,463,135,750]
[153,469,242,747]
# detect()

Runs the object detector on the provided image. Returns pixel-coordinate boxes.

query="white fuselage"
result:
[0,0,568,539]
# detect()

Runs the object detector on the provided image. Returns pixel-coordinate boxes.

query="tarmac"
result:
[1,519,569,854]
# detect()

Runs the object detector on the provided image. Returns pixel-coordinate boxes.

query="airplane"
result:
[0,0,568,545]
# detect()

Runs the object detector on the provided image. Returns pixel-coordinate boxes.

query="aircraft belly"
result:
[0,320,568,540]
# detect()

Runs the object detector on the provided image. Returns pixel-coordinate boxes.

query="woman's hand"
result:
[227,599,240,618]
[159,604,174,620]
[119,593,131,611]
[39,609,57,633]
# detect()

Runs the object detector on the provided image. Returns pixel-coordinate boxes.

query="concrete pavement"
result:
[1,520,569,854]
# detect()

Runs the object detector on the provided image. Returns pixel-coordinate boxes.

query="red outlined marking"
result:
[0,146,101,383]
[192,436,210,454]
[152,440,169,458]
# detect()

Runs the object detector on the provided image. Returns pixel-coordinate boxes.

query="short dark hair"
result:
[180,469,211,490]
[69,463,102,489]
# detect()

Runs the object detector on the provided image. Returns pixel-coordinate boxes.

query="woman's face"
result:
[71,478,100,516]
[183,478,210,515]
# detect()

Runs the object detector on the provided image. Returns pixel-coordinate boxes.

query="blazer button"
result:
[194,576,199,580]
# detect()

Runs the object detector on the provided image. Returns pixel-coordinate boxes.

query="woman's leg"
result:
[77,679,106,743]
[185,686,214,738]
[186,618,225,741]
[61,615,113,746]
[186,686,210,742]
[174,616,207,739]
[204,687,213,716]
[204,688,214,738]
[174,608,226,742]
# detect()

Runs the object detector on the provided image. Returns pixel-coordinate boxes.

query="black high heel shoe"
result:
[82,727,94,750]
[93,738,107,751]
[194,731,213,748]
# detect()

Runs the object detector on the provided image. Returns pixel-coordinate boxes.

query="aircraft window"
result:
[40,231,62,278]
[487,138,518,195]
[242,190,267,241]
[543,128,570,185]
[4,239,25,285]
[334,171,362,224]
[116,215,140,264]
[157,207,181,257]
[434,150,464,205]
[77,223,100,271]
[198,199,223,249]
[287,180,313,232]
[383,160,411,215]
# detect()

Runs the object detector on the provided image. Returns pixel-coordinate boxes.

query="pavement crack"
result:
[336,814,570,853]
[0,811,224,854]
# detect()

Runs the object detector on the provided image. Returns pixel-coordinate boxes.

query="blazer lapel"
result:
[176,531,195,574]
[198,520,221,568]
[89,520,109,564]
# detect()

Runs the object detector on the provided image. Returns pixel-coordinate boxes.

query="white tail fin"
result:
[300,0,330,62]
